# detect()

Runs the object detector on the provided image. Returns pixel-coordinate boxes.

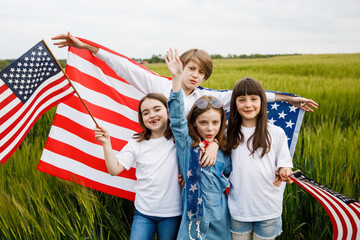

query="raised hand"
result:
[52,32,85,49]
[164,48,183,77]
[52,32,99,54]
[164,48,183,92]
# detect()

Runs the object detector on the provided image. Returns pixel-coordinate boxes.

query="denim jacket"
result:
[168,90,232,240]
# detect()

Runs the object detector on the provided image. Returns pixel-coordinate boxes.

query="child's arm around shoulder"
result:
[94,127,125,176]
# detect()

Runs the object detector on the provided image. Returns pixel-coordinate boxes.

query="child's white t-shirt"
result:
[116,136,182,217]
[228,124,293,222]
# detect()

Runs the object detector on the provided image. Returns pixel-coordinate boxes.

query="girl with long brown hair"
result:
[226,77,294,240]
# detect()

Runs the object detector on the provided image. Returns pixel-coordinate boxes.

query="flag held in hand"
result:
[0,40,75,164]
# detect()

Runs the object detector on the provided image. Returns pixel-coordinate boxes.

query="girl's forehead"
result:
[196,108,222,120]
[237,94,260,97]
[141,98,165,110]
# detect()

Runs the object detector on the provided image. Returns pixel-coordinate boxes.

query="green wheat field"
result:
[1,53,359,239]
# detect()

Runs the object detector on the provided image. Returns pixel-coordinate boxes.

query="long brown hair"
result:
[225,77,271,158]
[187,95,227,150]
[133,93,173,142]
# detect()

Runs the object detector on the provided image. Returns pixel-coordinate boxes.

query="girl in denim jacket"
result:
[165,49,232,240]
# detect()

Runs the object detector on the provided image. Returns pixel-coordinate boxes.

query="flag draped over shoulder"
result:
[290,172,360,240]
[266,92,305,157]
[0,41,74,164]
[37,39,304,201]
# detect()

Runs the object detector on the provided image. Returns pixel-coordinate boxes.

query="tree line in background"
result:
[1,54,300,67]
[133,53,301,64]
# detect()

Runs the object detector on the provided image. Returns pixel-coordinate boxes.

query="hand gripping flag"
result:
[37,38,304,201]
[0,40,74,164]
[290,172,360,240]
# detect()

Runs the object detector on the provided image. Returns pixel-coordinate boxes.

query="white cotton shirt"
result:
[116,136,182,217]
[95,48,275,116]
[228,124,293,221]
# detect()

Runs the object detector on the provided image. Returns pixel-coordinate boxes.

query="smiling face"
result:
[140,98,169,139]
[194,108,222,142]
[236,94,261,127]
[181,60,206,95]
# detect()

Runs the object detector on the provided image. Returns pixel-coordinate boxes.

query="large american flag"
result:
[37,39,304,201]
[290,172,360,240]
[38,39,145,201]
[0,41,74,164]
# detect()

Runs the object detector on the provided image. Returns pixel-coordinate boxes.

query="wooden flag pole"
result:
[42,39,100,129]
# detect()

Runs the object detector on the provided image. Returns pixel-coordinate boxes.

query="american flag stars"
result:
[1,41,61,103]
[267,97,304,155]
[189,183,198,193]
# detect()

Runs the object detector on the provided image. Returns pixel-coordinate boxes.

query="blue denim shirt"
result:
[168,90,232,240]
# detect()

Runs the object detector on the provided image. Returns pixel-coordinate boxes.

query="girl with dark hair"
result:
[165,49,232,239]
[226,77,294,240]
[94,93,181,240]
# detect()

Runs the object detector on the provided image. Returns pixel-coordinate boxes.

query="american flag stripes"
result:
[290,171,360,240]
[38,39,146,201]
[0,40,74,164]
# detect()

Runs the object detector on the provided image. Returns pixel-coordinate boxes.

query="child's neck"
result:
[241,119,257,128]
[181,82,195,96]
[150,131,165,139]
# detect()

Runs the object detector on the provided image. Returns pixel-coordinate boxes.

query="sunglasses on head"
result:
[195,98,223,109]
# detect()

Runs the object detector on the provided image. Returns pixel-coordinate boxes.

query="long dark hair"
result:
[133,93,173,142]
[225,77,271,158]
[187,95,227,150]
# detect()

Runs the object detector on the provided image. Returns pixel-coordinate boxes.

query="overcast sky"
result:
[1,0,359,60]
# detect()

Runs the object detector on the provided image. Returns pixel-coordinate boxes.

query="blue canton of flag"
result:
[0,40,74,164]
[1,41,60,103]
[266,91,305,157]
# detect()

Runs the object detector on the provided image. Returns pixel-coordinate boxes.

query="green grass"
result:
[1,53,359,239]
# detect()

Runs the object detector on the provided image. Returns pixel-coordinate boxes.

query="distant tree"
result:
[144,54,164,63]
[210,54,224,59]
